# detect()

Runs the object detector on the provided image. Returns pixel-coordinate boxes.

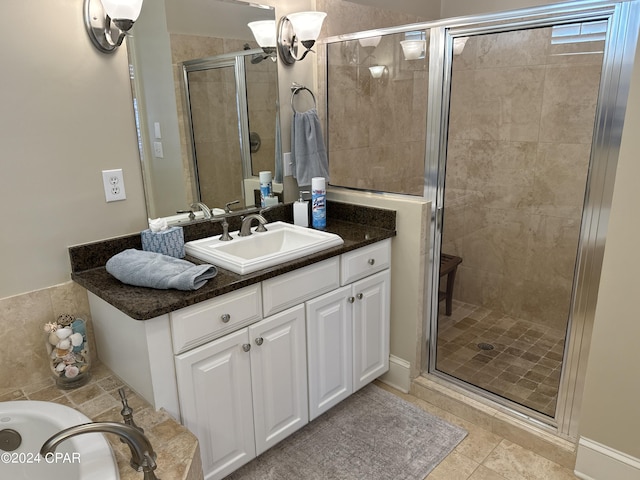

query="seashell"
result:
[64,365,80,378]
[62,353,76,364]
[57,314,75,327]
[48,332,60,346]
[57,339,71,350]
[55,362,66,372]
[55,327,72,339]
[71,319,86,336]
[70,333,84,347]
[44,322,58,333]
[56,347,71,357]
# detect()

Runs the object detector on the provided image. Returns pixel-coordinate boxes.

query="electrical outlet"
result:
[102,169,127,202]
[153,141,164,158]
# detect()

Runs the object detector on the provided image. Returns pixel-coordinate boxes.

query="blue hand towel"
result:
[106,249,217,291]
[291,108,329,186]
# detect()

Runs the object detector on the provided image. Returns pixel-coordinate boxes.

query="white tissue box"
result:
[141,226,185,258]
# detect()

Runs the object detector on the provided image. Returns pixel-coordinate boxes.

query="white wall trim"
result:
[575,436,640,480]
[378,355,411,393]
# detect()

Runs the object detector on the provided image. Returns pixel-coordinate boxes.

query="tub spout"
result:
[40,422,159,479]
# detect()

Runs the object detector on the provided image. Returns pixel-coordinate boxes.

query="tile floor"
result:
[435,300,566,416]
[377,382,578,480]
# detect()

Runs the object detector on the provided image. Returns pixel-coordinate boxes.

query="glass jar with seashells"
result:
[44,314,91,389]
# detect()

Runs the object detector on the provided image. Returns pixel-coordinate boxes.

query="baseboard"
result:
[575,437,640,480]
[378,355,411,393]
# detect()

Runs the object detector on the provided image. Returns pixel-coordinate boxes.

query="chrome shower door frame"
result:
[424,0,640,439]
[181,50,261,201]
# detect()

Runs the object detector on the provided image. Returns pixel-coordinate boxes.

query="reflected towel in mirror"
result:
[106,249,217,291]
[291,108,329,186]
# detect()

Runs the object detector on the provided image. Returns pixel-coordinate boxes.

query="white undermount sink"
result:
[184,221,344,274]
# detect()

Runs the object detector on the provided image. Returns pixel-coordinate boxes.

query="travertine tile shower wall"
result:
[245,58,278,176]
[186,65,244,208]
[442,27,604,330]
[327,33,428,196]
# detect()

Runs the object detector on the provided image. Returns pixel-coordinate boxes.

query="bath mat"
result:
[226,383,467,479]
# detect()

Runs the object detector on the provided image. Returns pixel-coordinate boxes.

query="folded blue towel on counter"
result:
[106,249,217,291]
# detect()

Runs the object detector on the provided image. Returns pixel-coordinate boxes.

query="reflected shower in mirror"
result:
[182,49,278,210]
[326,30,429,196]
[128,0,278,219]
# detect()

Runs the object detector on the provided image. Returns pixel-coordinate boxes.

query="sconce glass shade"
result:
[453,37,469,55]
[84,0,142,53]
[101,0,143,21]
[358,36,382,48]
[277,11,327,65]
[400,40,425,60]
[287,11,327,41]
[248,20,277,48]
[369,65,386,78]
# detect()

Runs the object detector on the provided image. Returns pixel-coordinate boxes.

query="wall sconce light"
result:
[369,65,389,86]
[368,65,386,78]
[453,37,469,55]
[358,36,382,49]
[400,40,425,60]
[276,11,327,65]
[248,20,277,60]
[84,0,143,54]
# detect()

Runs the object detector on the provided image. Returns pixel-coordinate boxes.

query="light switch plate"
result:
[102,169,127,202]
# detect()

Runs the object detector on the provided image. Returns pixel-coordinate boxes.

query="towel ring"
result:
[291,84,316,113]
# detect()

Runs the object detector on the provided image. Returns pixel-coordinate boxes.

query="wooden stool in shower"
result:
[439,253,462,316]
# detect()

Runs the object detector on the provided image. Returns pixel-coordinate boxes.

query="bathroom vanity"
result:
[70,202,395,480]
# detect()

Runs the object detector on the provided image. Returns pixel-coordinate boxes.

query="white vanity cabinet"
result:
[175,305,308,480]
[306,286,353,420]
[306,241,391,420]
[87,237,391,480]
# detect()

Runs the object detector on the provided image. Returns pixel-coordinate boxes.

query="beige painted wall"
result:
[0,0,147,299]
[578,34,640,459]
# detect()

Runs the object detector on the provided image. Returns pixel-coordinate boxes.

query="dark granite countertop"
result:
[70,202,396,320]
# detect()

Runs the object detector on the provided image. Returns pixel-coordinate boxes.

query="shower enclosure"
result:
[325,0,639,438]
[436,21,607,418]
[181,49,278,209]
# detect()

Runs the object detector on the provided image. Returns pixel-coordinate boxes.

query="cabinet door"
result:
[306,286,353,420]
[353,270,390,391]
[250,305,308,455]
[175,329,255,480]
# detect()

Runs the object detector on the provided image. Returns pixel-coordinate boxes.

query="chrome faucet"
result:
[190,202,212,219]
[239,213,268,237]
[40,422,160,480]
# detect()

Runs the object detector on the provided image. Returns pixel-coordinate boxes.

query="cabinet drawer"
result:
[341,238,391,285]
[262,257,340,316]
[171,284,262,354]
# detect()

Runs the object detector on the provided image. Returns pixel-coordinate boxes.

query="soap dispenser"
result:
[294,191,310,227]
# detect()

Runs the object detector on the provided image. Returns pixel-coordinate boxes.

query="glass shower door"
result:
[433,20,607,418]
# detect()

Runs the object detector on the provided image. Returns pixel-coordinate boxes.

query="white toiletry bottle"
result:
[294,191,310,227]
[311,177,326,230]
[259,171,272,207]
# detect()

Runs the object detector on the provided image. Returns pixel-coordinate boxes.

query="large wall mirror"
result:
[128,0,279,218]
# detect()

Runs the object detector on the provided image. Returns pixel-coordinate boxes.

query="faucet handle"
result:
[118,387,143,434]
[225,200,240,213]
[176,209,195,220]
